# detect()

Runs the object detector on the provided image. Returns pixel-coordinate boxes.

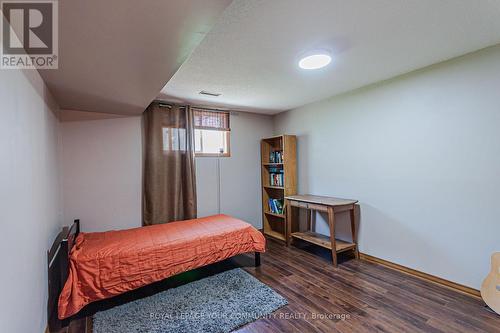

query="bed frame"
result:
[47,219,80,331]
[47,219,261,332]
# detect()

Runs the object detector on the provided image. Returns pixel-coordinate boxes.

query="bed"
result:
[47,214,265,329]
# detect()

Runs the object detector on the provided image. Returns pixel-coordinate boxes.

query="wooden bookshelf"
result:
[264,211,285,219]
[261,135,297,242]
[264,185,285,190]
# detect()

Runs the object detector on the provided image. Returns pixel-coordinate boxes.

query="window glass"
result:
[193,109,230,156]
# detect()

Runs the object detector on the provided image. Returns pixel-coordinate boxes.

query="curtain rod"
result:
[152,100,231,113]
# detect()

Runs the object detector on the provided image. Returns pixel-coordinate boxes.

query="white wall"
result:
[0,69,62,332]
[273,45,500,289]
[61,115,143,232]
[196,111,273,228]
[61,110,272,231]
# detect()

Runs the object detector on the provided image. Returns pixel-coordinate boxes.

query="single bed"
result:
[47,214,265,329]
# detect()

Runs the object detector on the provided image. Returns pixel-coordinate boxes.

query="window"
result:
[194,108,230,157]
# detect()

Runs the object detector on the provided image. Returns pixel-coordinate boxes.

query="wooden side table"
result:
[285,195,359,266]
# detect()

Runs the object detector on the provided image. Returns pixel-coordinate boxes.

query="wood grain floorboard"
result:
[55,238,500,333]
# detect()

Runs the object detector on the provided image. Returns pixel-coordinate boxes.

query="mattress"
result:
[58,214,266,319]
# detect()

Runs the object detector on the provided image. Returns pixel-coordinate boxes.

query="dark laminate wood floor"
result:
[60,238,500,333]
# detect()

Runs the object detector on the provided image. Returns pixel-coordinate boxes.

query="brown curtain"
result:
[143,102,197,225]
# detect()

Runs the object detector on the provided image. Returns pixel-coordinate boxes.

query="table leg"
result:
[311,210,316,232]
[286,200,292,247]
[306,209,311,232]
[350,206,359,259]
[327,207,338,267]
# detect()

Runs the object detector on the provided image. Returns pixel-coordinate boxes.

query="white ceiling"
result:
[39,0,232,115]
[160,0,500,114]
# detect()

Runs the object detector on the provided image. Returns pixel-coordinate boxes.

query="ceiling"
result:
[160,0,500,114]
[39,0,232,115]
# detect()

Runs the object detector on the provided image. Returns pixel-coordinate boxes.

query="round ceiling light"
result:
[298,53,332,70]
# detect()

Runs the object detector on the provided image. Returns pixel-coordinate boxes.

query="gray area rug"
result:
[93,268,288,333]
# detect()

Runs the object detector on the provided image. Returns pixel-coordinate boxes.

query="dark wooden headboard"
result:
[47,219,80,332]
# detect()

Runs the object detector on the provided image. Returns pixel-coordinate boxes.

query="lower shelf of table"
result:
[291,231,356,253]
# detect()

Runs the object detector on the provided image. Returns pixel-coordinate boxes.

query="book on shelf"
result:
[269,173,284,187]
[269,166,284,187]
[268,166,282,173]
[269,150,284,163]
[268,198,284,215]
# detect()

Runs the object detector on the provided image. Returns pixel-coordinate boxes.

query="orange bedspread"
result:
[58,214,266,319]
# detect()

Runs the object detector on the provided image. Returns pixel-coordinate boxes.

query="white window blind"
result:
[193,109,230,131]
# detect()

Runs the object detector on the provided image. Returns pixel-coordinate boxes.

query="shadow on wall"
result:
[21,67,60,119]
[296,133,310,194]
[303,205,360,243]
[296,132,360,243]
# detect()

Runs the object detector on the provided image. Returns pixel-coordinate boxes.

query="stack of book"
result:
[269,150,283,163]
[270,173,283,187]
[268,199,284,215]
[269,166,283,187]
